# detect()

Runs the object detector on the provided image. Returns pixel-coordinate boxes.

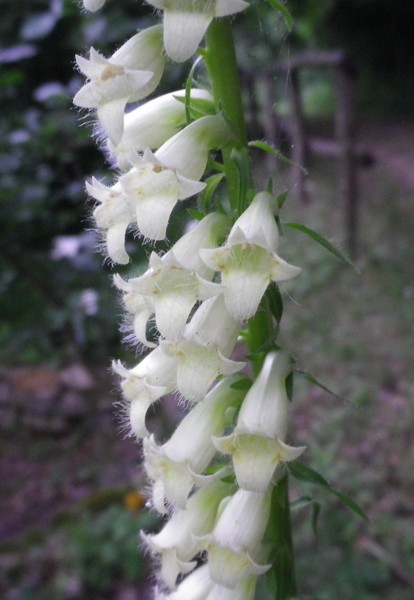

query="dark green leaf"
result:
[277,190,289,210]
[230,377,252,391]
[327,488,369,522]
[199,172,225,212]
[295,369,345,402]
[289,462,369,521]
[265,283,283,323]
[186,208,204,221]
[289,461,329,487]
[283,222,358,269]
[285,371,293,401]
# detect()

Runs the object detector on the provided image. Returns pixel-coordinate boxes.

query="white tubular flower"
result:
[169,212,230,275]
[200,191,301,322]
[116,213,228,341]
[154,565,214,600]
[142,481,232,589]
[107,89,214,171]
[113,274,156,348]
[119,115,232,242]
[204,489,271,588]
[162,295,244,402]
[112,347,177,439]
[83,0,106,11]
[121,251,220,342]
[73,26,164,144]
[143,376,244,509]
[214,352,306,493]
[147,0,249,62]
[86,177,131,264]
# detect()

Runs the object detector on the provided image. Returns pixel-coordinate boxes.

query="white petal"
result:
[97,98,128,145]
[163,10,212,62]
[105,221,130,264]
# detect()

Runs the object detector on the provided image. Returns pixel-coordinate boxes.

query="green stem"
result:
[205,16,297,599]
[267,474,298,599]
[204,18,250,213]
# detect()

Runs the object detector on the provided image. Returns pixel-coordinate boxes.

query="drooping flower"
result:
[202,489,271,588]
[142,480,233,588]
[112,347,177,439]
[147,0,249,62]
[113,274,156,348]
[214,351,306,492]
[118,115,232,242]
[162,295,244,402]
[200,191,301,322]
[114,213,228,341]
[107,88,214,171]
[86,178,131,264]
[73,26,164,144]
[143,375,244,509]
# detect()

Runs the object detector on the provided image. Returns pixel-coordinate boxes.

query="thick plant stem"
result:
[205,17,297,599]
[204,18,250,213]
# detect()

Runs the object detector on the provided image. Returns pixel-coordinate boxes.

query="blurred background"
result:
[1,0,413,598]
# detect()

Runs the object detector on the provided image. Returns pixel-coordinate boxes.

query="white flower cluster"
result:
[74,1,304,597]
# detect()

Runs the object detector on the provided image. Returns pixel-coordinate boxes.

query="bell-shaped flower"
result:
[82,0,106,11]
[142,480,233,588]
[87,177,131,264]
[113,274,156,348]
[112,347,177,438]
[73,26,164,144]
[115,213,228,341]
[107,88,214,171]
[169,212,230,275]
[214,352,306,492]
[200,191,301,322]
[162,295,244,402]
[147,0,249,62]
[202,489,271,588]
[143,376,244,509]
[119,115,232,242]
[120,251,220,342]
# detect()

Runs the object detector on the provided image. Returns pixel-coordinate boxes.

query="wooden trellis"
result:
[244,50,371,258]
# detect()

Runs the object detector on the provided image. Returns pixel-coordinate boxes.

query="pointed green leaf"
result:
[186,208,204,221]
[289,461,329,487]
[266,282,283,323]
[289,461,369,521]
[277,190,289,210]
[283,221,358,269]
[249,140,308,174]
[285,370,294,401]
[327,488,369,522]
[230,377,252,391]
[265,0,293,30]
[295,369,345,402]
[199,172,225,212]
